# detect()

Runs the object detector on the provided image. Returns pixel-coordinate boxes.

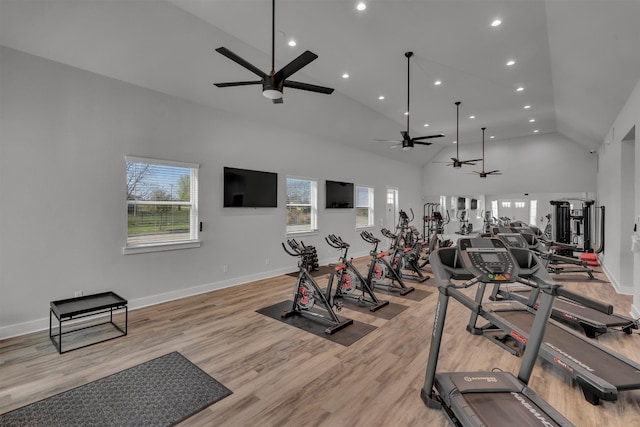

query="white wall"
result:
[596,77,640,317]
[0,47,424,338]
[422,132,597,196]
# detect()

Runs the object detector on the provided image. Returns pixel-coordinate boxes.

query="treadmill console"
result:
[496,233,528,249]
[458,238,519,282]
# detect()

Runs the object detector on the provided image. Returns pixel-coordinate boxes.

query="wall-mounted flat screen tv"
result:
[326,180,354,209]
[471,199,478,210]
[223,167,278,208]
[457,197,466,210]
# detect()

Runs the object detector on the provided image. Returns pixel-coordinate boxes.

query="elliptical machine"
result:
[360,230,415,295]
[325,235,390,312]
[281,239,353,334]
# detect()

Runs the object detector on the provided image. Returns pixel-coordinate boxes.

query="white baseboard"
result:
[599,257,634,295]
[0,265,295,341]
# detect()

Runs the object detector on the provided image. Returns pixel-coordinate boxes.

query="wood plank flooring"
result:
[1,257,639,426]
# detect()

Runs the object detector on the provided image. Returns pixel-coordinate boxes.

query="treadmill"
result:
[421,237,575,426]
[493,233,638,338]
[463,238,640,405]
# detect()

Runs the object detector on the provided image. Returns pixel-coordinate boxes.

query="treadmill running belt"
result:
[499,311,640,388]
[514,290,630,326]
[465,393,562,427]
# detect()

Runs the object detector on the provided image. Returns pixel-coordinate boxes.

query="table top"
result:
[50,292,127,318]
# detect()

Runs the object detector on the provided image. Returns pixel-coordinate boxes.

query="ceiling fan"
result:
[442,101,482,167]
[213,0,334,104]
[375,52,444,150]
[473,127,501,178]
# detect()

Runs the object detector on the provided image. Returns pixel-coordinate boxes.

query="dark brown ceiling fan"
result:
[443,101,482,167]
[213,0,334,104]
[473,127,501,177]
[375,52,444,150]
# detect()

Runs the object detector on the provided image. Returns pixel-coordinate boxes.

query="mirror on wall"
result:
[422,192,596,240]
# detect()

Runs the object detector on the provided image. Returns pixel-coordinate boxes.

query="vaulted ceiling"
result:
[1,0,639,166]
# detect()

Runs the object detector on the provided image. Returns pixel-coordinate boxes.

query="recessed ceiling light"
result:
[453,140,457,144]
[469,115,476,119]
[529,118,536,122]
[356,2,366,11]
[516,86,524,92]
[404,111,409,116]
[424,123,430,127]
[378,95,385,100]
[533,129,539,133]
[342,73,349,79]
[506,60,515,66]
[523,105,531,109]
[491,19,502,27]
[490,136,495,139]
[434,80,442,86]
[288,39,296,47]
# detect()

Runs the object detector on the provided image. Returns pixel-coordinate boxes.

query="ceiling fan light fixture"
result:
[263,88,282,99]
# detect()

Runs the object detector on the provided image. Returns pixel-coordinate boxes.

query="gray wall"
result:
[0,47,424,338]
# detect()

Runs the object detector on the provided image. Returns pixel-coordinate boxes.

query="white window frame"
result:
[286,176,318,235]
[124,156,200,254]
[355,185,375,228]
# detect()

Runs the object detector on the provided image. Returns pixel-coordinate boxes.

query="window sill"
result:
[123,240,201,255]
[285,230,319,238]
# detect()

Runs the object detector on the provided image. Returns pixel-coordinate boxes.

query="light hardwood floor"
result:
[1,257,639,426]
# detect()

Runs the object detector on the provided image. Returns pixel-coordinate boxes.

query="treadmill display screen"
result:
[480,253,500,263]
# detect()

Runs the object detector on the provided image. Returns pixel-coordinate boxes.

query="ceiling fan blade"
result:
[487,170,501,174]
[390,143,402,149]
[412,140,433,146]
[214,81,262,88]
[374,139,402,143]
[215,47,267,78]
[412,134,445,141]
[284,80,334,94]
[276,51,318,80]
[272,97,284,104]
[462,158,483,163]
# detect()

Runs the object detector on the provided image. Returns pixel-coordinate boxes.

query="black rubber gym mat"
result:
[372,287,432,302]
[256,300,377,346]
[330,297,409,320]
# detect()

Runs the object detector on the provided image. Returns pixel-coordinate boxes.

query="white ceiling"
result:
[1,0,639,166]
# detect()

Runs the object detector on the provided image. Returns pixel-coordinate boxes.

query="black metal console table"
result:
[49,291,128,354]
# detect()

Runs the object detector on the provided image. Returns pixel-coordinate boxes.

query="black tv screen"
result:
[326,180,354,208]
[223,167,277,207]
[471,199,478,210]
[457,197,466,210]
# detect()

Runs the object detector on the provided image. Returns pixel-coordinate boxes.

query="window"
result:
[515,201,526,208]
[286,177,317,234]
[355,186,374,228]
[125,156,199,253]
[501,201,511,208]
[529,200,538,225]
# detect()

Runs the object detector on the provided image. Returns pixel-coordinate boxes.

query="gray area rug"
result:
[0,352,232,427]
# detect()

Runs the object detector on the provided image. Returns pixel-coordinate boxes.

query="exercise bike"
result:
[325,234,389,312]
[381,227,429,283]
[361,230,415,295]
[281,239,353,334]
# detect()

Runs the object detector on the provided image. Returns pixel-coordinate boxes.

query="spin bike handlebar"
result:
[360,230,380,244]
[381,228,398,239]
[325,234,349,249]
[282,239,314,257]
